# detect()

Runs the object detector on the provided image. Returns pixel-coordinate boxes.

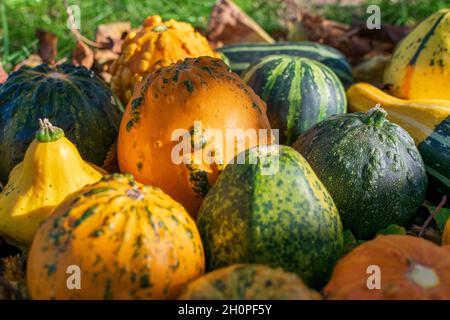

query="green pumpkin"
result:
[242,55,347,145]
[197,144,343,289]
[293,106,428,239]
[218,41,353,87]
[0,63,123,183]
[178,264,321,300]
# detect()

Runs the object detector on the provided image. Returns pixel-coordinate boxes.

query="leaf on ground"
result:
[93,22,133,83]
[425,204,450,232]
[207,0,274,47]
[13,54,43,71]
[72,40,94,69]
[377,224,406,235]
[36,29,58,64]
[102,140,119,174]
[0,63,7,84]
[352,54,391,84]
[95,22,131,52]
[288,11,407,64]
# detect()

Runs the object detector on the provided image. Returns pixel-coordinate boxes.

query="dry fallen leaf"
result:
[13,54,43,71]
[207,0,274,47]
[72,40,94,69]
[36,29,58,64]
[93,22,133,82]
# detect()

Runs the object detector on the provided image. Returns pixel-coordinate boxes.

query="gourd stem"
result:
[363,104,387,128]
[35,118,65,142]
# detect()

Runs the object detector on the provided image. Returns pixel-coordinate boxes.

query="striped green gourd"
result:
[0,63,123,183]
[218,42,353,87]
[197,144,344,289]
[242,55,347,145]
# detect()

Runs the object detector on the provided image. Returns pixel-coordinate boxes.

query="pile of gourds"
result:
[0,10,449,300]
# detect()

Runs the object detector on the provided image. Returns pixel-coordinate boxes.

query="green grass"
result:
[1,0,449,72]
[0,0,283,71]
[320,0,449,26]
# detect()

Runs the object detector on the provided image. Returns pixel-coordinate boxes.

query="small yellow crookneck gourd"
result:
[347,83,450,201]
[0,119,106,247]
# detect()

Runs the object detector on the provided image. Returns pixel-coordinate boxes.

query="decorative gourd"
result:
[347,83,450,202]
[293,106,428,239]
[324,235,450,299]
[218,41,353,86]
[117,57,273,217]
[0,119,105,247]
[110,15,221,103]
[444,219,450,246]
[242,55,347,145]
[0,63,122,184]
[27,173,205,300]
[197,144,343,289]
[383,9,450,100]
[178,264,321,300]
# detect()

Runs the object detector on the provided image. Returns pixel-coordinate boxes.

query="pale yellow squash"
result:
[0,119,105,247]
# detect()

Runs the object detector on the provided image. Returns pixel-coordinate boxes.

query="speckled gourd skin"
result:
[178,264,321,300]
[293,108,427,239]
[197,145,343,289]
[0,63,122,184]
[117,57,272,217]
[27,173,205,300]
[110,15,221,103]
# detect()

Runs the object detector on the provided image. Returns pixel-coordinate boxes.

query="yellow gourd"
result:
[0,119,105,247]
[383,9,450,100]
[444,219,450,246]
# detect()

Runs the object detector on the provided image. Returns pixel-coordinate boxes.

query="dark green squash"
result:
[0,63,123,183]
[197,144,344,289]
[293,106,428,239]
[218,41,353,87]
[242,55,347,145]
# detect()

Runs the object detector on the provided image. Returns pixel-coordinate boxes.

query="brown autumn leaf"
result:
[72,40,94,69]
[0,63,7,84]
[207,0,274,47]
[36,29,58,64]
[93,22,133,82]
[95,21,131,52]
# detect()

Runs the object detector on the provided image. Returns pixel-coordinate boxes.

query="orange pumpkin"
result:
[110,15,221,103]
[117,57,273,216]
[27,173,205,300]
[324,235,450,300]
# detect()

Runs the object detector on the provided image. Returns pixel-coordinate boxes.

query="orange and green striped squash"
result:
[383,9,450,100]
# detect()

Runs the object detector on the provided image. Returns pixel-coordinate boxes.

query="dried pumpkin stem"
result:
[35,118,65,142]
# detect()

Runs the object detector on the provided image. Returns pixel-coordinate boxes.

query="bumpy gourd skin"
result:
[294,107,428,239]
[27,173,205,300]
[197,145,343,289]
[383,9,450,100]
[110,15,221,103]
[0,122,104,247]
[178,264,321,300]
[347,83,450,202]
[118,57,272,217]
